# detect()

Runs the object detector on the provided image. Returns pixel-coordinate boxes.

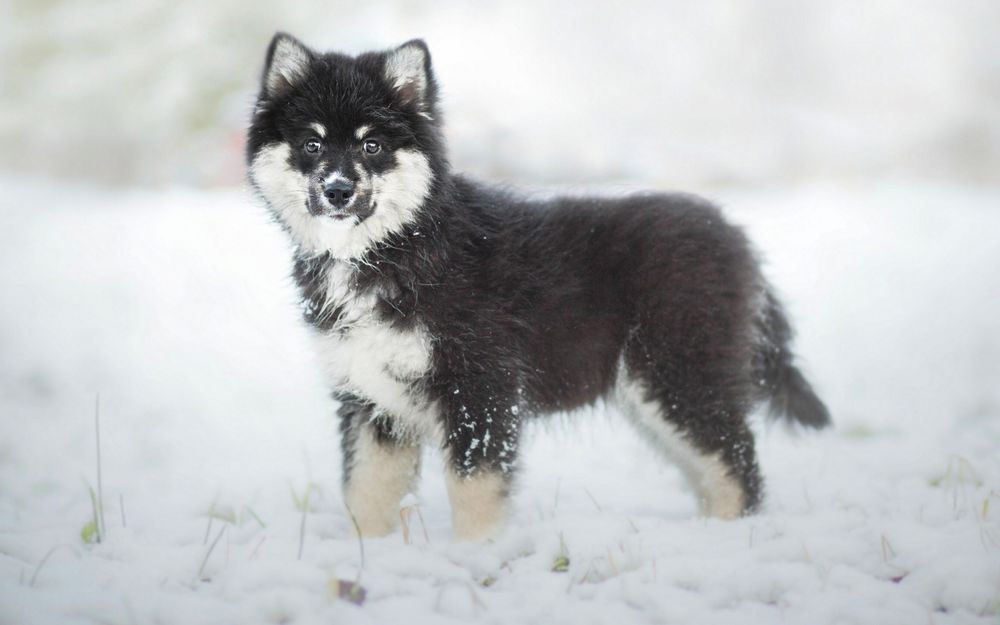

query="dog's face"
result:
[247,34,441,258]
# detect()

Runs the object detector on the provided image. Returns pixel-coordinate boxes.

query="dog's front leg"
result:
[337,395,421,537]
[441,382,521,541]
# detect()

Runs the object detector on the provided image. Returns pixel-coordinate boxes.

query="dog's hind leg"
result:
[615,368,761,518]
[338,395,422,537]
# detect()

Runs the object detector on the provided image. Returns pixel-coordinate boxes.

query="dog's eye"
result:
[363,139,381,155]
[303,138,322,154]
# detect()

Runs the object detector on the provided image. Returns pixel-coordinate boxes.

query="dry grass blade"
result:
[400,504,430,546]
[29,546,71,587]
[552,533,570,573]
[346,508,366,571]
[297,485,313,560]
[197,525,228,581]
[400,507,412,545]
[94,394,106,540]
[583,487,603,513]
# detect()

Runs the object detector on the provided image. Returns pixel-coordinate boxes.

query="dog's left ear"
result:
[384,39,434,110]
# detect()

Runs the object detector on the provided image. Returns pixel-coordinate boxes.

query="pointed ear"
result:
[384,39,434,109]
[262,33,314,98]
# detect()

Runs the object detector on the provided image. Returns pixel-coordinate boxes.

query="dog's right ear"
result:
[261,33,314,98]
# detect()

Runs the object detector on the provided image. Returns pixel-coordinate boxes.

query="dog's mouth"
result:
[307,201,375,223]
[324,203,375,223]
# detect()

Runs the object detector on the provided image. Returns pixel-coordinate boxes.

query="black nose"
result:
[323,179,355,208]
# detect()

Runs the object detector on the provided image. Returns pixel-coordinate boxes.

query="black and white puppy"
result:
[247,34,830,540]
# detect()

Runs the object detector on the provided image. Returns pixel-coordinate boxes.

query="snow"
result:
[1,177,999,624]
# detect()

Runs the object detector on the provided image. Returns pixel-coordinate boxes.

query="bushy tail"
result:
[754,290,831,428]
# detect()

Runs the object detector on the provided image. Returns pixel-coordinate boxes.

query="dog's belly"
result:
[316,320,435,432]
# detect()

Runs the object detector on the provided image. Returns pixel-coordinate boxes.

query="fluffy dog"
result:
[247,34,830,540]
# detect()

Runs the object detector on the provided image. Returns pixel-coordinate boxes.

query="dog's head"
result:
[247,34,443,258]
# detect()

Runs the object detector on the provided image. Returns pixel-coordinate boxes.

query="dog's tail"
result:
[753,290,831,428]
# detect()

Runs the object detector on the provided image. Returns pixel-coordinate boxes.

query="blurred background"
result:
[3,0,999,188]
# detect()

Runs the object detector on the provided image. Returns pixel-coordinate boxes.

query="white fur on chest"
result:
[313,262,435,434]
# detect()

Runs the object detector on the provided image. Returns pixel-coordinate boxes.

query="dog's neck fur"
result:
[292,171,459,331]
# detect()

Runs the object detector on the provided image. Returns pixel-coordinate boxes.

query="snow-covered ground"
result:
[0,178,998,624]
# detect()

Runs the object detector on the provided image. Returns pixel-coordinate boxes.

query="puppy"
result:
[247,34,830,540]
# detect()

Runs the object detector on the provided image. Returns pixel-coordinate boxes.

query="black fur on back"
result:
[247,34,830,518]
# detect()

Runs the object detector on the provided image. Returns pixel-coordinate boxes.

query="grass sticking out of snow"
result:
[0,179,999,624]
